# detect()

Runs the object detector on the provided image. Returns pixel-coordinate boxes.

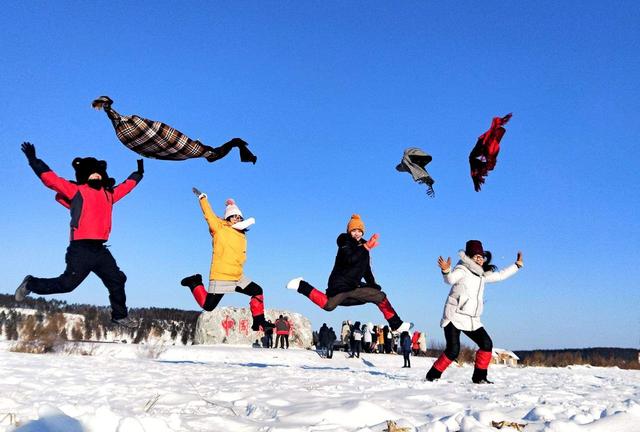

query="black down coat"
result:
[326,233,379,297]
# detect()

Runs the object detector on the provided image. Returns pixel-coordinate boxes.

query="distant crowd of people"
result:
[313,320,426,366]
[256,314,292,349]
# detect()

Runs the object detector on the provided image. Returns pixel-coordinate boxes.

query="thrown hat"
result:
[223,198,243,219]
[347,214,365,233]
[465,240,484,257]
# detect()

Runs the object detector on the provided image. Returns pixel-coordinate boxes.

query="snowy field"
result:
[1,342,639,432]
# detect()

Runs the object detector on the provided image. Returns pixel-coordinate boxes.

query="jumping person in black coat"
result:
[287,214,411,333]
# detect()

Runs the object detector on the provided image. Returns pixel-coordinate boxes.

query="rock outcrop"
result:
[194,307,313,348]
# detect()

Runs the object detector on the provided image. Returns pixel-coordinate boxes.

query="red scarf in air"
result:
[469,113,512,191]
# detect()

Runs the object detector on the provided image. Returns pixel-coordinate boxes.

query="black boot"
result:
[472,368,493,384]
[426,367,442,382]
[181,274,203,289]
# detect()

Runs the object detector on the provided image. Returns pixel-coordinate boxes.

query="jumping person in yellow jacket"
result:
[180,187,273,331]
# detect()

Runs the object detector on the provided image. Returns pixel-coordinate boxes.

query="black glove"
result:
[192,187,203,196]
[21,142,36,162]
[136,159,144,175]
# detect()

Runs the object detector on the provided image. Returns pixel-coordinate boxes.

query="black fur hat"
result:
[71,157,115,188]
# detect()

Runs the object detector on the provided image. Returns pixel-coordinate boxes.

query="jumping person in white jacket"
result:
[426,240,523,384]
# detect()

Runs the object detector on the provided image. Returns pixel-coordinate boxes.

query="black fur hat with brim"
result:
[72,157,115,188]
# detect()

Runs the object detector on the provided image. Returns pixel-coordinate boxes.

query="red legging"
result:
[297,280,403,330]
[433,323,493,373]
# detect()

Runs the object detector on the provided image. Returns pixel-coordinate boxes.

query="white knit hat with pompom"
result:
[223,198,243,219]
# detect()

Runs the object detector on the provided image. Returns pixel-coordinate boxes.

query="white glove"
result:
[231,217,255,231]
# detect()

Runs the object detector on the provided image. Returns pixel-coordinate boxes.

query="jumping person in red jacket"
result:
[15,142,143,328]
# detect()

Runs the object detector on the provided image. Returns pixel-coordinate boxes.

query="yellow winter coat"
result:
[199,196,247,281]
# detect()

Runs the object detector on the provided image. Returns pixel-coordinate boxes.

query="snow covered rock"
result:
[194,307,313,347]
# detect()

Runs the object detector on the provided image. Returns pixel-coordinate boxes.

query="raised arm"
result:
[484,251,523,283]
[362,234,381,287]
[21,142,78,200]
[438,256,465,285]
[113,159,144,203]
[193,187,224,234]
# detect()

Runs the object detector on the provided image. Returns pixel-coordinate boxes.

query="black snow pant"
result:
[197,282,263,312]
[327,343,334,359]
[443,322,493,360]
[297,281,404,330]
[26,241,128,320]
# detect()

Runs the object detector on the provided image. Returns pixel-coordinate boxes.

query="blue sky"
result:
[1,2,638,350]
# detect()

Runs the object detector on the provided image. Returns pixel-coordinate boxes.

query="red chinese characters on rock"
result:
[239,319,249,336]
[221,316,235,336]
[288,321,295,336]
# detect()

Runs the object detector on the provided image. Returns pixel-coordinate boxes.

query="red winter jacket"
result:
[411,331,421,350]
[31,159,141,241]
[275,319,291,335]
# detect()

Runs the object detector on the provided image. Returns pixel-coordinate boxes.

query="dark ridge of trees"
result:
[0,294,199,345]
[514,348,639,369]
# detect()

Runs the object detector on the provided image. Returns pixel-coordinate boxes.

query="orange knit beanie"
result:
[347,214,365,233]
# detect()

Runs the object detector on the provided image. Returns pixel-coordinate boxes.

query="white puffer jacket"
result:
[440,251,520,331]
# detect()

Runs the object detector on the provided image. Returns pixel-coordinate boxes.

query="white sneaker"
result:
[395,321,413,333]
[286,277,304,290]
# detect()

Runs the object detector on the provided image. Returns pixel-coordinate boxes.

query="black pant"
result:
[403,352,411,367]
[350,340,361,358]
[327,343,334,359]
[27,241,128,319]
[200,282,263,311]
[443,322,493,360]
[281,334,289,349]
[384,341,392,354]
[319,343,331,358]
[275,334,289,348]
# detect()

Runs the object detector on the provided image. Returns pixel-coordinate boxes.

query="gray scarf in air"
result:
[396,147,435,197]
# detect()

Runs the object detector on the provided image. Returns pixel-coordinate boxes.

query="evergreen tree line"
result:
[0,294,198,345]
[2,294,637,369]
[514,348,640,369]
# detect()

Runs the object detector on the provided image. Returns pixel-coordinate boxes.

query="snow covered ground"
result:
[0,342,638,432]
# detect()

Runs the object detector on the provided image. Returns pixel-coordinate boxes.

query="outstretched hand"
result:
[516,251,523,268]
[364,233,380,251]
[21,142,36,162]
[136,159,144,174]
[438,256,452,273]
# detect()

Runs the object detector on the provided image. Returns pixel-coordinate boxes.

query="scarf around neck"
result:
[456,250,491,277]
